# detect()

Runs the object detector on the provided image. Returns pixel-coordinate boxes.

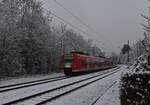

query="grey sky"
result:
[41,0,148,55]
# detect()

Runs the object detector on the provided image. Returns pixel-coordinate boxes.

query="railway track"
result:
[0,76,67,93]
[90,81,117,105]
[2,67,120,105]
[0,67,117,93]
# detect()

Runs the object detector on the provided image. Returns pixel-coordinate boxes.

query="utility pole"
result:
[127,40,130,63]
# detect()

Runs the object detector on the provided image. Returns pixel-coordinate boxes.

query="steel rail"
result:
[90,81,117,105]
[2,67,120,105]
[36,70,120,105]
[0,76,67,93]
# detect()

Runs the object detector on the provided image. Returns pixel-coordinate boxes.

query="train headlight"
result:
[65,63,71,68]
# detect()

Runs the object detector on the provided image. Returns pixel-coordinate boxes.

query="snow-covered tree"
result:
[16,0,51,74]
[0,0,104,76]
[0,0,23,76]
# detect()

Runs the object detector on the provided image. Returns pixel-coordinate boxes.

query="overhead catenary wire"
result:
[43,7,106,52]
[53,0,110,42]
[51,12,92,37]
[43,8,93,39]
[52,0,115,53]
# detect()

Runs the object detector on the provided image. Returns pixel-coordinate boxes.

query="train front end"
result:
[63,53,73,76]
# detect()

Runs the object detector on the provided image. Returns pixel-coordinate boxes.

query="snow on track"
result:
[94,80,120,105]
[0,73,64,87]
[0,68,117,104]
[0,76,66,93]
[44,67,122,105]
[13,69,119,105]
[93,66,128,105]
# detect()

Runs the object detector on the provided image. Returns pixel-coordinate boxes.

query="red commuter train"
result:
[60,51,113,76]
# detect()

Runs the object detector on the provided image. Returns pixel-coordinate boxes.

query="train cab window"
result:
[64,59,72,63]
[64,58,72,68]
[64,54,72,68]
[64,54,72,63]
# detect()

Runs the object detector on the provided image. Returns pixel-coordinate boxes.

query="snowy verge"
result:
[94,80,120,105]
[0,73,64,86]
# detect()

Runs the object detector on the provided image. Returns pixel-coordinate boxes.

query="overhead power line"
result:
[43,8,105,48]
[43,9,92,38]
[53,0,108,41]
[51,12,92,36]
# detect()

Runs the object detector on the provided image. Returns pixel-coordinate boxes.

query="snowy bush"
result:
[120,54,150,105]
[120,73,150,105]
[126,54,150,74]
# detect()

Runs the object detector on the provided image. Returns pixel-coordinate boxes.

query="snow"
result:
[0,73,64,87]
[124,54,150,75]
[45,66,123,105]
[94,77,121,105]
[0,68,115,104]
[120,54,150,105]
[14,69,119,105]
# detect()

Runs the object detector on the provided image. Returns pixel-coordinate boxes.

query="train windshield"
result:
[64,54,72,63]
[65,59,72,63]
[64,54,72,68]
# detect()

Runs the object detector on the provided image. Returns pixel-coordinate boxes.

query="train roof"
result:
[70,51,108,58]
[70,51,89,55]
[98,55,106,58]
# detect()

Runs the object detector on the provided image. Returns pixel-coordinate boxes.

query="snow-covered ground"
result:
[0,73,64,87]
[0,66,125,105]
[45,66,125,105]
[0,68,116,104]
[94,75,121,105]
